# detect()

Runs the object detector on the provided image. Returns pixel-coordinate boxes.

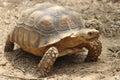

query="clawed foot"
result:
[84,40,102,62]
[38,47,59,77]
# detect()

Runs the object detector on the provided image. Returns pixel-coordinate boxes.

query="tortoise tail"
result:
[4,35,14,52]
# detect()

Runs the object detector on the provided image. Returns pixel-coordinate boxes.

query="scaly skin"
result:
[38,47,59,77]
[84,40,102,62]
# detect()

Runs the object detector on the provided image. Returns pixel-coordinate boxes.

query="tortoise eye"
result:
[88,32,93,35]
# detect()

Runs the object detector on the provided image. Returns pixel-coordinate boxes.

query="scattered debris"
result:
[0,74,44,80]
[115,74,120,80]
[108,46,120,53]
[0,61,8,66]
[108,46,120,58]
[4,19,10,24]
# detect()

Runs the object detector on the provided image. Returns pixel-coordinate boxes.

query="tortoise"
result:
[4,2,102,77]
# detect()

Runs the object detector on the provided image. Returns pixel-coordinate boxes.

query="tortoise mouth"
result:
[86,36,99,41]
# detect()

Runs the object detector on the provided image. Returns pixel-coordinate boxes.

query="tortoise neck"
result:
[56,36,83,48]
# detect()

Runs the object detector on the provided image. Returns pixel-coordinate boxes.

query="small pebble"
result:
[0,61,8,66]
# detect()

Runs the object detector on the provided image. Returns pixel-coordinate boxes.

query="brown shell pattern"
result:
[16,2,84,48]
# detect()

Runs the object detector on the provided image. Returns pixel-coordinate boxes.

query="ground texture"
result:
[0,0,120,80]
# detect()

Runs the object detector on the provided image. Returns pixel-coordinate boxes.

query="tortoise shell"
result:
[14,2,84,48]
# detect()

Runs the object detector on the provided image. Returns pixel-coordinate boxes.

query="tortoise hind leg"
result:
[38,47,59,77]
[85,40,102,62]
[4,36,14,52]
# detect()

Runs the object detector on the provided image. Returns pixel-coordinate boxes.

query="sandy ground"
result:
[0,0,120,80]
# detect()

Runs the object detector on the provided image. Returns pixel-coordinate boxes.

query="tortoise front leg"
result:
[38,47,59,77]
[84,40,102,62]
[4,36,14,52]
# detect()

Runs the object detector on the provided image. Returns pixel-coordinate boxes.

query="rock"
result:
[4,19,10,24]
[0,61,8,66]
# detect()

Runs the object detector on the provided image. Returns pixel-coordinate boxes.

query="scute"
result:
[47,5,65,13]
[22,27,29,47]
[18,2,56,24]
[59,14,75,30]
[25,11,44,26]
[17,2,85,48]
[29,30,40,48]
[37,15,55,32]
[71,11,83,26]
[18,27,25,46]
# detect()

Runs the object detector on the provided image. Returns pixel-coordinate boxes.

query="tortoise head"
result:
[71,28,100,42]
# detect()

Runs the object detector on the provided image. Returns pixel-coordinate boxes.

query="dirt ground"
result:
[0,0,120,80]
